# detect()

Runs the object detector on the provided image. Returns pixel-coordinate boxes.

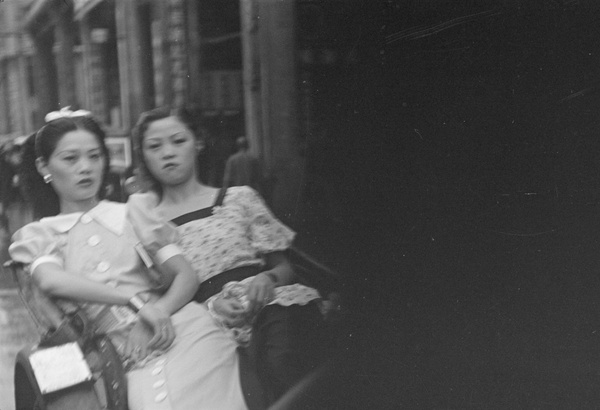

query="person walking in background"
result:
[0,137,33,234]
[0,137,32,271]
[223,136,262,192]
[0,140,20,214]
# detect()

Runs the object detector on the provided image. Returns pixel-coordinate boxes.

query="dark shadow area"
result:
[292,1,600,407]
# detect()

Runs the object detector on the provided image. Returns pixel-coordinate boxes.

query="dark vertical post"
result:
[257,0,303,221]
[0,60,8,134]
[116,0,151,129]
[115,0,130,129]
[240,0,263,159]
[53,6,77,108]
[79,15,93,111]
[168,0,189,109]
[186,0,202,106]
[30,31,58,128]
[152,0,171,107]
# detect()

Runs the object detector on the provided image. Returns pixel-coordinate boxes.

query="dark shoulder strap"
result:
[215,187,228,207]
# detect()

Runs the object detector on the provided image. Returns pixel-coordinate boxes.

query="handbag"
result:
[8,260,128,410]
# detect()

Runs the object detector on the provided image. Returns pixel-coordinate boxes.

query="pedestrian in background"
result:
[0,212,9,272]
[0,141,20,216]
[0,137,33,233]
[223,136,262,192]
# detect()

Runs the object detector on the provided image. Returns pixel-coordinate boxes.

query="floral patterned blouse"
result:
[130,186,322,345]
[172,186,295,283]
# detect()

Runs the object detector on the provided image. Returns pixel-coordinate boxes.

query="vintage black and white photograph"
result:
[4,0,600,409]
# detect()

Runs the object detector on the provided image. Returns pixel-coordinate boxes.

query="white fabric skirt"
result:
[126,302,247,410]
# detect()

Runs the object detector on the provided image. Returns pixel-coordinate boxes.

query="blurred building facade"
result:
[21,0,253,174]
[0,0,35,144]
[0,0,358,223]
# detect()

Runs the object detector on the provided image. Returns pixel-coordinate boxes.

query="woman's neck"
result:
[160,178,211,207]
[60,198,100,215]
[158,179,219,219]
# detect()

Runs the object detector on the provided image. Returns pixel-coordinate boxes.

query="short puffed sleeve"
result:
[9,222,64,274]
[126,192,182,264]
[234,187,295,253]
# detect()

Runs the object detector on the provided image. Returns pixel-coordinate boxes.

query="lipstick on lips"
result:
[78,178,93,187]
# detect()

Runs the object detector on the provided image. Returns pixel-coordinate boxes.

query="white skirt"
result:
[125,302,247,410]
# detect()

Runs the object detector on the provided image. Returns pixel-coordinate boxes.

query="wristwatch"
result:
[127,293,149,313]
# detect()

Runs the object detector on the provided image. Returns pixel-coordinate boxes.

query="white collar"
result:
[40,201,126,236]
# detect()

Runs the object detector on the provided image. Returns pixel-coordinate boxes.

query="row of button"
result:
[80,215,115,281]
[152,358,168,403]
[82,211,167,404]
[88,235,100,247]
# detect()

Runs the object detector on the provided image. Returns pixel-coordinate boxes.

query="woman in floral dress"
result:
[132,106,329,403]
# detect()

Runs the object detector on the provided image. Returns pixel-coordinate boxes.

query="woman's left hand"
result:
[125,320,153,362]
[246,272,276,315]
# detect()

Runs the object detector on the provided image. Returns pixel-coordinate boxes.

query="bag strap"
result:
[90,335,128,410]
[215,186,228,207]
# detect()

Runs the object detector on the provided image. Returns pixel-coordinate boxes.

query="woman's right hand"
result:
[137,303,175,351]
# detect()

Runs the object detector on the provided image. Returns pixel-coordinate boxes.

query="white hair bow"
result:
[44,106,92,123]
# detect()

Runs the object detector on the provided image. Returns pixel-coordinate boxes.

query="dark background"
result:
[293,1,600,407]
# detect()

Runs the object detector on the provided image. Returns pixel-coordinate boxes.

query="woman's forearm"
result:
[33,263,134,305]
[152,255,199,315]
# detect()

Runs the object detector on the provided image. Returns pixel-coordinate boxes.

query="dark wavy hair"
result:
[21,115,111,218]
[132,105,205,197]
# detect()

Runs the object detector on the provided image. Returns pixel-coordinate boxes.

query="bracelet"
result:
[127,293,148,313]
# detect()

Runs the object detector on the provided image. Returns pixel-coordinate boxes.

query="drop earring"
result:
[43,174,53,184]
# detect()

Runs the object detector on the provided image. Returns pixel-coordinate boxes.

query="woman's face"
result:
[142,116,198,187]
[37,129,105,209]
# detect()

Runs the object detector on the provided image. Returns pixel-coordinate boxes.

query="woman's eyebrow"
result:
[144,132,185,143]
[144,137,162,143]
[55,149,77,155]
[56,146,102,154]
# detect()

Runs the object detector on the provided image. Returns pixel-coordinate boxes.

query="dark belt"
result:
[193,265,262,303]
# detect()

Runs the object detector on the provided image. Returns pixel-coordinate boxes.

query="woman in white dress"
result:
[9,109,249,410]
